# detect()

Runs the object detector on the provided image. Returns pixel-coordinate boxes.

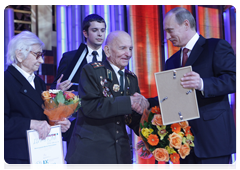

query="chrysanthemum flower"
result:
[184,126,193,136]
[171,123,181,133]
[170,153,180,164]
[151,106,161,114]
[147,134,159,146]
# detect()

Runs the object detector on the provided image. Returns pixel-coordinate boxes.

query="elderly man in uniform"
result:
[65,30,148,164]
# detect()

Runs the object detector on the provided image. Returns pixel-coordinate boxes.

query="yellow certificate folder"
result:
[154,66,200,125]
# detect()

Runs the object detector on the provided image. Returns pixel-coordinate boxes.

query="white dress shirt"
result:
[86,45,103,63]
[12,63,36,89]
[109,62,125,89]
[181,33,204,91]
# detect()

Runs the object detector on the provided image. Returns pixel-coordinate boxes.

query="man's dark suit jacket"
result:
[50,43,107,91]
[4,65,48,163]
[165,35,236,159]
[65,60,141,164]
[50,43,107,142]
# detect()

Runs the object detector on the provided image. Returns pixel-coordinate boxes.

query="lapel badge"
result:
[113,84,120,92]
[103,89,108,97]
[127,77,130,86]
[100,76,104,86]
[107,69,113,81]
[126,87,130,95]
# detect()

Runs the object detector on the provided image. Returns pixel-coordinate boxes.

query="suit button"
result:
[116,131,119,134]
[116,121,120,125]
[116,140,118,143]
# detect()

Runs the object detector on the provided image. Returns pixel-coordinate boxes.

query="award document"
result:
[155,66,200,125]
[27,125,64,164]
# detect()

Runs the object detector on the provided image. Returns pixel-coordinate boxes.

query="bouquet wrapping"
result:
[138,106,194,164]
[42,89,81,125]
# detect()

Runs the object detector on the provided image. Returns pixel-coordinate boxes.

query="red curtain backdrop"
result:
[129,5,162,164]
[198,6,220,38]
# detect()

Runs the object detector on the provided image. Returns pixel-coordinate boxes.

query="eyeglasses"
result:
[30,51,44,60]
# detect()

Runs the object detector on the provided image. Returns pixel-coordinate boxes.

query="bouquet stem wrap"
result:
[43,101,79,125]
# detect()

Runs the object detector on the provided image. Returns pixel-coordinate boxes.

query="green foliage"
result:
[140,123,144,129]
[74,99,81,112]
[148,112,154,122]
[55,91,65,104]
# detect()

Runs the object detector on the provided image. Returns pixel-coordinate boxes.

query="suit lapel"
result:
[102,50,107,61]
[175,50,181,68]
[185,35,206,66]
[62,43,88,81]
[7,66,44,109]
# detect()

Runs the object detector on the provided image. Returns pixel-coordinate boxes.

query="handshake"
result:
[130,93,150,115]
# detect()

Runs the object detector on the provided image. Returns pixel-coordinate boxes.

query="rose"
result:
[168,132,182,149]
[64,91,75,100]
[178,143,190,159]
[151,114,163,126]
[152,148,169,162]
[179,121,189,129]
[50,93,56,98]
[42,91,51,101]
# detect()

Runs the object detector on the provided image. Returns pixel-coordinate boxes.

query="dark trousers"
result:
[180,149,231,164]
[5,158,29,164]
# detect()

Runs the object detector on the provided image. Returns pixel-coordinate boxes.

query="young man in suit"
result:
[65,31,149,164]
[51,14,107,92]
[50,14,107,143]
[162,7,236,164]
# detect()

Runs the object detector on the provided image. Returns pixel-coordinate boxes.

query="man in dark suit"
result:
[65,31,149,164]
[162,7,236,164]
[50,14,107,142]
[50,14,107,92]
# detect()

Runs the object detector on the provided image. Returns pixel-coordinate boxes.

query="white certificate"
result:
[27,125,64,164]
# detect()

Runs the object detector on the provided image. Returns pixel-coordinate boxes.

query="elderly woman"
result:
[4,31,71,164]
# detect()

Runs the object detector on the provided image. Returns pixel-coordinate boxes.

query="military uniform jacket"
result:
[66,60,141,164]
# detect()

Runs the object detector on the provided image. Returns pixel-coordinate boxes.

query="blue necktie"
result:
[92,51,98,62]
[118,70,124,94]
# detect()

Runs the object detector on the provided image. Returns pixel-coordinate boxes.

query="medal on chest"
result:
[100,76,113,98]
[113,84,120,92]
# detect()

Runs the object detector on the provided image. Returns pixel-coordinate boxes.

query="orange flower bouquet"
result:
[41,89,81,125]
[138,106,194,164]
